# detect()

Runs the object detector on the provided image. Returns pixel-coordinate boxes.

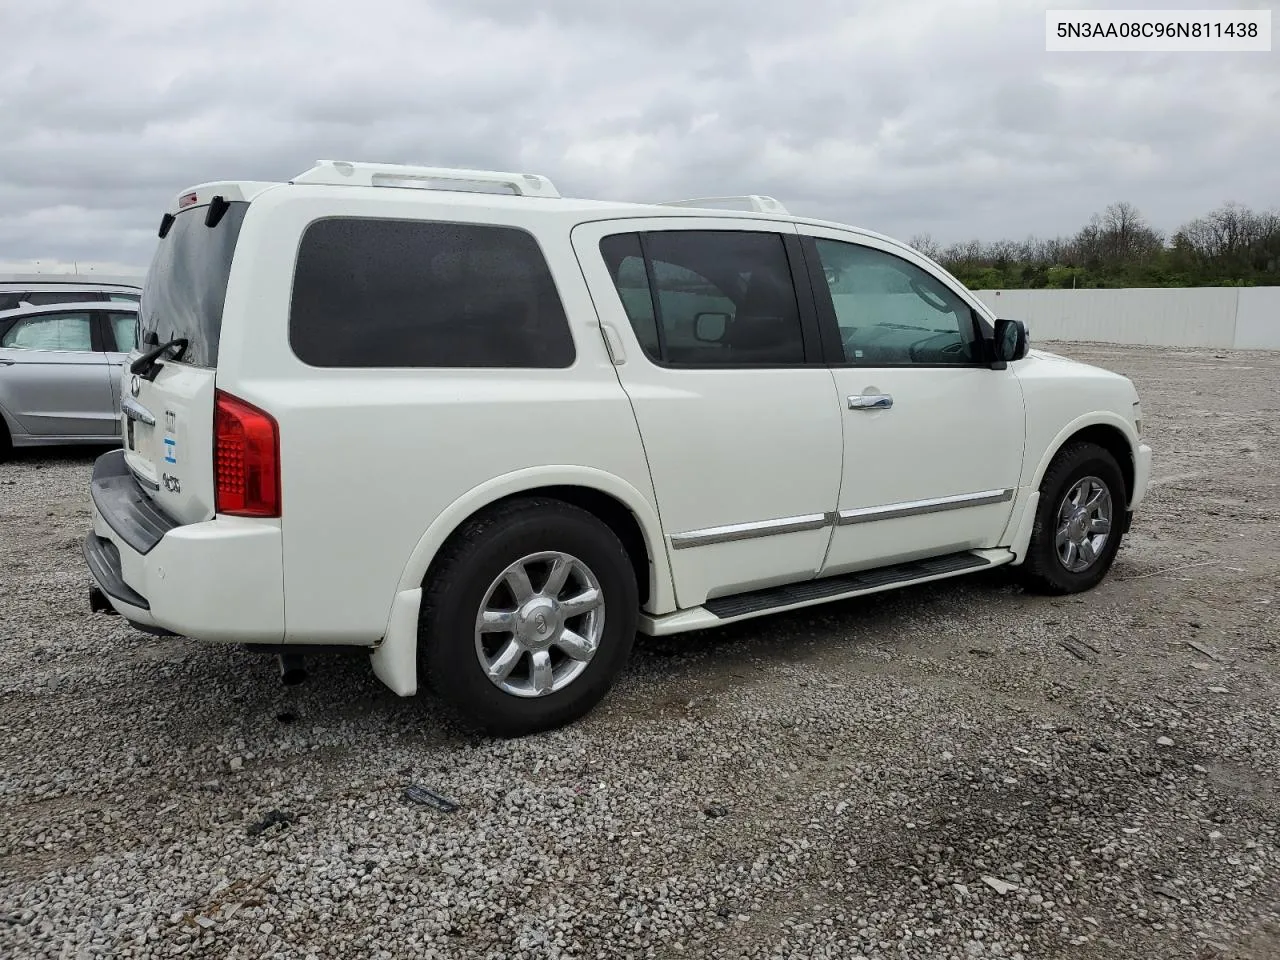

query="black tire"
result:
[1019,441,1127,595]
[0,416,11,462]
[419,497,638,737]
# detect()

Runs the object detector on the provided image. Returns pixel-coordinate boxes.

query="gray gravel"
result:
[2,342,1278,959]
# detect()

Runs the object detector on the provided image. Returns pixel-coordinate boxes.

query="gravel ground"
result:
[1,342,1278,960]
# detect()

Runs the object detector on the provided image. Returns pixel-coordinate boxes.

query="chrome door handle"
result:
[848,393,893,410]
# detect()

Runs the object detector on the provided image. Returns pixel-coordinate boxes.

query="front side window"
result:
[812,238,979,365]
[290,218,575,368]
[106,312,138,352]
[599,230,805,366]
[1,312,93,352]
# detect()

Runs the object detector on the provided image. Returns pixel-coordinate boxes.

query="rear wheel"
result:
[1020,441,1127,594]
[0,416,11,462]
[419,498,638,737]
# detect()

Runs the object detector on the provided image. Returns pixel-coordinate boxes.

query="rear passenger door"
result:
[572,219,843,608]
[0,310,115,437]
[97,309,139,416]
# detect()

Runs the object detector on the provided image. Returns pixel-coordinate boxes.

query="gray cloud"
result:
[1,0,1276,271]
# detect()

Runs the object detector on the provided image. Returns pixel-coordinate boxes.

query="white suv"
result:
[84,160,1152,736]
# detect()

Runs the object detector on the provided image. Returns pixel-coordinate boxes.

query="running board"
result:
[639,549,1012,636]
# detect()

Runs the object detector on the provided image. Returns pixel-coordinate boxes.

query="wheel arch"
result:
[392,466,675,616]
[1030,413,1138,507]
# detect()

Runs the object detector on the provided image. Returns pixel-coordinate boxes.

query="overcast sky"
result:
[1,0,1277,273]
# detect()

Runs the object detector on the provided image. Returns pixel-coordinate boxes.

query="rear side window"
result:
[289,218,575,368]
[106,312,138,352]
[599,230,806,367]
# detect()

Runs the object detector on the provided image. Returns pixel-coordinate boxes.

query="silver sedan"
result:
[0,301,138,457]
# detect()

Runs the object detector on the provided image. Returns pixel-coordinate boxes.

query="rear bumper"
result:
[84,450,285,642]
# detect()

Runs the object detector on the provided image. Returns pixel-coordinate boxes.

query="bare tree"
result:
[909,233,943,261]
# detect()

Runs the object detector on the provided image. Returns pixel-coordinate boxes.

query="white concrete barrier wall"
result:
[969,287,1280,350]
[1234,287,1280,350]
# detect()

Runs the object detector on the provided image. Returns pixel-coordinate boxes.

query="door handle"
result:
[848,393,893,410]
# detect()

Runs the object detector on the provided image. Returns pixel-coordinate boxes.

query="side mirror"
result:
[991,318,1029,366]
[694,311,730,343]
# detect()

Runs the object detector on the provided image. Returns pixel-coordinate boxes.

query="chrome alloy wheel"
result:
[474,551,606,698]
[1055,476,1113,573]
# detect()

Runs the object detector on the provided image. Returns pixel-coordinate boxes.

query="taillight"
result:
[214,390,281,517]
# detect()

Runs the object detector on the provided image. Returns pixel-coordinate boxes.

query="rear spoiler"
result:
[157,180,279,237]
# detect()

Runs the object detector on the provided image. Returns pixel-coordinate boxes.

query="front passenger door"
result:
[0,311,115,437]
[801,230,1026,575]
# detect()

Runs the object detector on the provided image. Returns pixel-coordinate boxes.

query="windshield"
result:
[138,200,248,367]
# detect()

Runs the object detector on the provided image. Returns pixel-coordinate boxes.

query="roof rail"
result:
[291,160,561,198]
[658,195,789,215]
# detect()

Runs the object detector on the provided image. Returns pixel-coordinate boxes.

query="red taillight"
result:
[214,390,280,517]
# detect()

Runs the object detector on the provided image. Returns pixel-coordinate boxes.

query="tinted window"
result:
[599,230,804,366]
[599,234,658,357]
[139,200,249,368]
[813,239,979,365]
[108,293,141,303]
[23,291,102,305]
[106,312,138,352]
[0,294,20,311]
[1,312,93,351]
[290,218,575,368]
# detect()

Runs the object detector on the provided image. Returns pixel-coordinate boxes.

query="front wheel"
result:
[1019,441,1127,595]
[419,498,638,737]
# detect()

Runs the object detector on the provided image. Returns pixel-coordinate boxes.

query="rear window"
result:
[138,200,249,367]
[288,218,575,368]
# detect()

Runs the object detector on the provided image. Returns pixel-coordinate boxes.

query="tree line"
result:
[910,202,1280,289]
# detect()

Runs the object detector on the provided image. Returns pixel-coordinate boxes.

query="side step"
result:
[706,552,989,619]
[640,550,1007,636]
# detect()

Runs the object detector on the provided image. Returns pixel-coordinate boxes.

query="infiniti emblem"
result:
[130,375,140,397]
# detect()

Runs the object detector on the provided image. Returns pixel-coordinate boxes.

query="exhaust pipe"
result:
[277,653,307,686]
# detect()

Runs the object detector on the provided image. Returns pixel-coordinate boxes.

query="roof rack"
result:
[291,160,561,198]
[658,195,789,215]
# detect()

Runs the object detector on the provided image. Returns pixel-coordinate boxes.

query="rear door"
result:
[572,218,843,608]
[123,193,250,524]
[97,309,138,415]
[0,310,115,437]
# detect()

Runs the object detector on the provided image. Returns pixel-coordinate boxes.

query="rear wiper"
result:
[131,337,189,378]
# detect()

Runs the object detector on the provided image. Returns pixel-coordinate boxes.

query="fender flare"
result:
[1003,411,1142,563]
[391,465,675,614]
[1027,412,1140,498]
